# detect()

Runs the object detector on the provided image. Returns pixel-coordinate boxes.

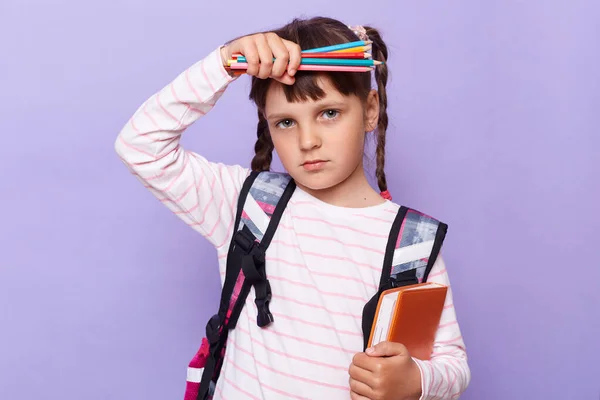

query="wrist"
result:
[406,359,423,400]
[219,45,230,67]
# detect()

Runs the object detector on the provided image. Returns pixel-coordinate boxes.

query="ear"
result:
[364,89,380,132]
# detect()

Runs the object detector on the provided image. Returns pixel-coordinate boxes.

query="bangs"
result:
[280,71,370,103]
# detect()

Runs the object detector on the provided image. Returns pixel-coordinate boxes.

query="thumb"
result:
[365,341,408,357]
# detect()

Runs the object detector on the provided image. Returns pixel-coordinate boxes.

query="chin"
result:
[290,170,345,192]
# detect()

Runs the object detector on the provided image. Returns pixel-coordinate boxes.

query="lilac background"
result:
[1,0,599,399]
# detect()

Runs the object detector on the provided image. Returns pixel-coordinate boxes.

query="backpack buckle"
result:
[255,289,273,328]
[205,314,221,346]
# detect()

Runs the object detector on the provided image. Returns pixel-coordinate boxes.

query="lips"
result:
[302,159,328,171]
[302,159,327,166]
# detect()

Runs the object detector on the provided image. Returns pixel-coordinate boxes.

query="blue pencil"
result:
[302,40,371,54]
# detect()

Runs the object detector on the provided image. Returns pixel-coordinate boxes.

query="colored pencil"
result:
[302,40,371,54]
[233,57,381,67]
[227,63,374,73]
[232,52,371,59]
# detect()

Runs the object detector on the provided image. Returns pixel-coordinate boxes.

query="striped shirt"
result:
[115,46,471,399]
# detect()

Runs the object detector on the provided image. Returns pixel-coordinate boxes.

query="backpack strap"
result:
[361,206,448,350]
[196,171,295,399]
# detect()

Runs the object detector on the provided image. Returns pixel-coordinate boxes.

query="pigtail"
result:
[251,110,274,172]
[364,26,389,194]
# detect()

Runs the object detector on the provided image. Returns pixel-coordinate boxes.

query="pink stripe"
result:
[256,200,276,214]
[170,83,207,116]
[163,153,190,192]
[190,177,217,226]
[276,294,362,319]
[264,256,377,290]
[268,274,367,301]
[231,335,352,388]
[206,195,226,237]
[271,312,363,337]
[436,335,463,345]
[351,213,396,223]
[142,102,161,130]
[440,365,457,398]
[224,354,310,400]
[185,68,204,103]
[438,320,458,329]
[156,91,179,124]
[428,268,447,279]
[216,214,235,248]
[431,350,458,357]
[270,238,382,274]
[396,217,406,248]
[292,216,388,238]
[444,303,454,310]
[235,326,348,371]
[217,270,371,303]
[427,361,435,396]
[118,135,156,158]
[433,364,446,396]
[222,375,260,400]
[200,60,217,93]
[302,250,379,272]
[278,227,385,255]
[129,116,141,133]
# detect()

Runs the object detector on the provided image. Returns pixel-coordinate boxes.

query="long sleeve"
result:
[115,47,250,249]
[413,256,471,399]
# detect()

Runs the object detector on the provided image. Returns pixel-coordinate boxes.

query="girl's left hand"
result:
[348,341,422,400]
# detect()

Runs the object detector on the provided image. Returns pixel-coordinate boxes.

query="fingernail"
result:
[288,69,296,76]
[366,347,374,354]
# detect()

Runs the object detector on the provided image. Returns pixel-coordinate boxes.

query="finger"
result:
[350,390,370,400]
[242,39,260,77]
[272,71,295,86]
[267,33,289,78]
[282,39,302,76]
[349,378,373,398]
[255,34,274,79]
[351,352,377,372]
[348,362,373,386]
[366,341,408,358]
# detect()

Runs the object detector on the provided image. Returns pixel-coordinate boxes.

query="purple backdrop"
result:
[1,0,599,399]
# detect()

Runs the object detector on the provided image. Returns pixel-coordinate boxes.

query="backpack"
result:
[183,171,448,400]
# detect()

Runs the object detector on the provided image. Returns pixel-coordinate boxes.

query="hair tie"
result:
[348,25,369,42]
[380,190,392,201]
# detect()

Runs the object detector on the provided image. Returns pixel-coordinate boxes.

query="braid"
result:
[365,26,389,193]
[251,110,274,172]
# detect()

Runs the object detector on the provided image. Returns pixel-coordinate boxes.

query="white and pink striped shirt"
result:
[115,46,470,399]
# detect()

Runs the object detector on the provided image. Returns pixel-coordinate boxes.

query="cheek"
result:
[271,134,295,163]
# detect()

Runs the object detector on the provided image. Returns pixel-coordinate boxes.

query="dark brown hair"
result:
[248,17,389,192]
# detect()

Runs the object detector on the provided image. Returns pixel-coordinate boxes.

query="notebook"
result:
[367,282,448,360]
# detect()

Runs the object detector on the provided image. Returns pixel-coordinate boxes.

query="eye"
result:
[321,109,340,120]
[275,118,295,129]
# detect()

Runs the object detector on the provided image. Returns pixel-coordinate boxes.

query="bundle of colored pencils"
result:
[225,40,382,75]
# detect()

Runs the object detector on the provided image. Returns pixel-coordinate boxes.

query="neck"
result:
[298,161,385,208]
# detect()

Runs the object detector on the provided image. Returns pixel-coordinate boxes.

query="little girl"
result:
[116,16,470,400]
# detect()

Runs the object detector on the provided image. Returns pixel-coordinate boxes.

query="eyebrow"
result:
[265,101,348,121]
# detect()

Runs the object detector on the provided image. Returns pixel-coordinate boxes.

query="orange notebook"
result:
[367,282,448,360]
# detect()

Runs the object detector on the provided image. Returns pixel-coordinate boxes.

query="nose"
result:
[298,123,322,151]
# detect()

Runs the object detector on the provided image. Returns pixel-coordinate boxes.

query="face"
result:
[264,76,379,194]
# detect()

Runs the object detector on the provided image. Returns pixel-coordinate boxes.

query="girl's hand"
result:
[349,342,422,400]
[220,32,302,85]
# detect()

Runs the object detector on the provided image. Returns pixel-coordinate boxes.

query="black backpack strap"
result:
[361,206,448,350]
[228,176,296,328]
[197,172,295,399]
